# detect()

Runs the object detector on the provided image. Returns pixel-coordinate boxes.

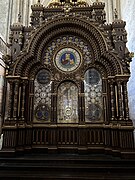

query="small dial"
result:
[35,104,50,121]
[54,47,81,72]
[37,69,51,85]
[90,91,96,98]
[86,103,102,121]
[89,69,100,85]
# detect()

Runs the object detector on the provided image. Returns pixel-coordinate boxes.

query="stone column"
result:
[11,0,20,24]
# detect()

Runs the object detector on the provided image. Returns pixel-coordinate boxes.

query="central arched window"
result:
[57,82,78,123]
[84,68,103,122]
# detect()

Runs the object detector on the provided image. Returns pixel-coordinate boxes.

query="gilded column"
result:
[123,81,129,120]
[81,80,85,123]
[51,81,57,123]
[79,93,85,123]
[78,80,85,124]
[13,80,20,120]
[29,80,34,122]
[20,80,27,120]
[51,93,57,123]
[117,81,124,120]
[7,80,14,120]
[109,80,115,120]
[53,93,57,123]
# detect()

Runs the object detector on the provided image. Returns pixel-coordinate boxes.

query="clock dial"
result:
[37,69,51,85]
[54,47,81,72]
[86,103,102,121]
[35,104,50,121]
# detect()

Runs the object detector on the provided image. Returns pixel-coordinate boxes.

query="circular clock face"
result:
[54,47,81,72]
[86,103,102,121]
[37,69,51,85]
[35,104,49,121]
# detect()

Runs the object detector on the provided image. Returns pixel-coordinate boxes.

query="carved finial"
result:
[63,0,72,14]
[129,52,134,58]
[114,8,118,20]
[63,4,71,13]
[96,0,99,2]
[18,13,21,23]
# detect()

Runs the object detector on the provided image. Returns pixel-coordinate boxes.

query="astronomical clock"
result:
[54,47,81,72]
[1,0,135,158]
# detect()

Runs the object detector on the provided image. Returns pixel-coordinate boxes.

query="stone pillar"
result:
[0,0,10,41]
[113,0,121,18]
[12,0,20,24]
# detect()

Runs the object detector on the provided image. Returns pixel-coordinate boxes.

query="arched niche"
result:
[57,81,78,123]
[34,69,51,122]
[84,68,103,122]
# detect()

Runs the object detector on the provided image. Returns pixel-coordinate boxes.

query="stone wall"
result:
[0,38,6,134]
[0,0,118,42]
[0,0,9,41]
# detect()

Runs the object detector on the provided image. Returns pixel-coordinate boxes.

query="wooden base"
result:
[0,153,135,179]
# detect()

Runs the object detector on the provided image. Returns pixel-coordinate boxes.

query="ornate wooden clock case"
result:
[2,0,135,157]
